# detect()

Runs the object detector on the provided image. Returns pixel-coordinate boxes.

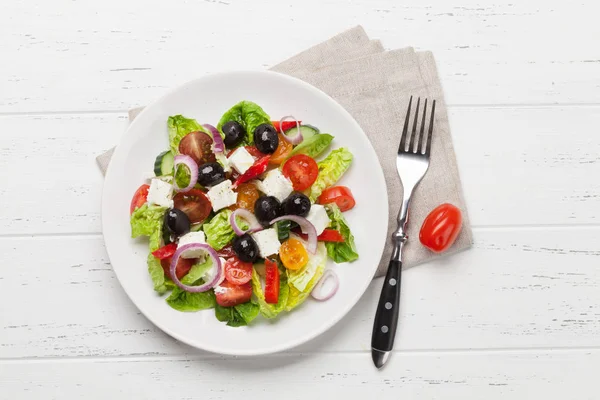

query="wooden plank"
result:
[0,106,597,235]
[0,350,597,399]
[1,227,599,358]
[1,0,599,112]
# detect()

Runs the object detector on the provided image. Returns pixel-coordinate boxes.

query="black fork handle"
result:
[371,259,402,353]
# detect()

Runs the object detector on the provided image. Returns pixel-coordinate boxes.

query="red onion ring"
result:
[203,124,224,153]
[169,243,222,293]
[173,155,198,193]
[230,208,263,236]
[278,115,303,145]
[270,215,317,254]
[311,269,339,301]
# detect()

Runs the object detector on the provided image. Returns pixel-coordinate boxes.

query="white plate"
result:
[102,71,388,355]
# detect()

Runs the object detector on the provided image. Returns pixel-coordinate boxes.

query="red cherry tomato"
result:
[224,256,253,285]
[217,244,236,259]
[178,131,216,165]
[215,281,252,307]
[160,256,195,280]
[130,184,150,214]
[173,188,212,224]
[264,258,280,304]
[282,154,319,191]
[318,186,356,212]
[151,243,177,260]
[419,203,463,253]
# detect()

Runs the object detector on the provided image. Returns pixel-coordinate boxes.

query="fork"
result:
[371,96,436,369]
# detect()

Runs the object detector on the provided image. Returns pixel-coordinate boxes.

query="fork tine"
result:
[398,96,412,153]
[417,99,428,154]
[408,97,420,153]
[425,99,436,156]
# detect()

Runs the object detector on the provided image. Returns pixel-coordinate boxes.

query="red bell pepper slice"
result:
[298,229,345,243]
[234,155,271,187]
[264,258,280,304]
[151,243,178,260]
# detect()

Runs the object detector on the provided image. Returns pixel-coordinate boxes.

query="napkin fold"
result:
[97,26,473,277]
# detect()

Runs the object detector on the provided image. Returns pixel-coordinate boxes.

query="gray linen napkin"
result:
[97,26,472,277]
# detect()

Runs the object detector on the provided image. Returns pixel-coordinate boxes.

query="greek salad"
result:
[130,100,358,327]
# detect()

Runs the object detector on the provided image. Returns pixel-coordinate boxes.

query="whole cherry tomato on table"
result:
[419,203,463,253]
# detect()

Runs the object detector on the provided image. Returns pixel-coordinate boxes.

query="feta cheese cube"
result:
[251,228,281,258]
[228,147,255,174]
[147,178,173,208]
[256,169,294,202]
[177,231,207,259]
[207,180,237,211]
[302,204,330,235]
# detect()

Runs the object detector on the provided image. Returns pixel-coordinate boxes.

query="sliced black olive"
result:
[253,123,279,154]
[197,162,225,187]
[164,208,191,236]
[232,233,259,263]
[281,192,311,217]
[222,121,246,148]
[254,196,282,226]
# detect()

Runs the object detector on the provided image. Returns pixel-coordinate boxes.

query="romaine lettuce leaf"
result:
[308,148,353,202]
[167,115,207,155]
[165,258,217,312]
[251,267,289,319]
[203,210,248,250]
[286,242,327,311]
[215,302,260,327]
[147,254,169,295]
[324,204,359,263]
[288,133,334,159]
[131,204,166,246]
[216,101,270,146]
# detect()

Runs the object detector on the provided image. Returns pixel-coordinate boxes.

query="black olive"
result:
[197,162,225,187]
[164,208,191,236]
[282,192,311,217]
[254,196,282,226]
[253,123,279,154]
[222,121,246,148]
[232,233,259,263]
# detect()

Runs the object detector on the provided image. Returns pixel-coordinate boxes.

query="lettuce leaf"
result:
[251,267,289,319]
[147,254,169,295]
[165,258,217,312]
[286,242,327,311]
[130,204,166,246]
[324,204,359,263]
[288,133,334,159]
[216,101,270,146]
[203,210,248,250]
[215,302,260,327]
[167,115,207,155]
[308,148,353,201]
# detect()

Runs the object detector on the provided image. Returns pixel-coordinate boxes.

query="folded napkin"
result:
[97,26,473,277]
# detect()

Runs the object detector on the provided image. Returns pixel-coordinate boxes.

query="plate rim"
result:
[102,70,389,356]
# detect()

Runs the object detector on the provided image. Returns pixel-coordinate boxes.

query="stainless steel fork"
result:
[371,96,436,369]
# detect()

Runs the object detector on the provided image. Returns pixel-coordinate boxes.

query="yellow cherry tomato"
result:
[279,238,309,270]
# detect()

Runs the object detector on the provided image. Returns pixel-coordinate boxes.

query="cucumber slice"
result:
[154,151,174,176]
[276,220,291,241]
[284,125,320,142]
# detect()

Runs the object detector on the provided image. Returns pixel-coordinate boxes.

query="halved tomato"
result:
[317,186,356,212]
[229,182,260,211]
[215,281,252,307]
[279,238,309,270]
[269,133,293,165]
[179,131,215,165]
[282,154,319,191]
[130,184,150,214]
[173,188,212,224]
[151,243,177,259]
[160,256,195,280]
[224,256,253,285]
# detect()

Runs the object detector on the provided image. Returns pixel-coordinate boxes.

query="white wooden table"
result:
[1,0,599,398]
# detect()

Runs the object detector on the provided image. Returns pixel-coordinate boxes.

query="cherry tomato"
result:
[317,186,356,212]
[130,184,149,214]
[224,256,253,285]
[269,133,293,165]
[160,256,195,280]
[282,154,319,191]
[215,281,252,307]
[271,120,301,132]
[173,188,212,224]
[217,244,236,259]
[230,182,260,211]
[151,243,177,260]
[264,258,280,304]
[179,131,216,165]
[234,155,271,187]
[279,238,309,270]
[419,203,463,253]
